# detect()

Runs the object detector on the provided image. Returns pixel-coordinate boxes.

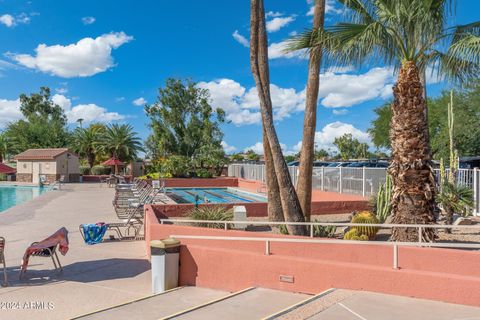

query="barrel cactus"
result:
[343,229,369,241]
[343,211,379,240]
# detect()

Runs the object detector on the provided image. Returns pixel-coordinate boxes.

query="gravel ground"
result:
[163,213,480,243]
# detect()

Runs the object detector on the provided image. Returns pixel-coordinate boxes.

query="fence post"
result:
[321,166,325,191]
[474,168,479,216]
[265,240,270,255]
[362,167,366,197]
[393,244,399,269]
[339,167,343,193]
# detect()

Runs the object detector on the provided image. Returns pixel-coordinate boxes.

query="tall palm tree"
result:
[97,124,144,162]
[289,0,480,241]
[71,126,102,169]
[296,0,326,222]
[250,0,306,235]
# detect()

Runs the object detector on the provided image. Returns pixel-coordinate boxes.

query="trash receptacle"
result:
[151,238,180,294]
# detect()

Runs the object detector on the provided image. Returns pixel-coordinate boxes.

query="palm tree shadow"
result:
[4,258,150,287]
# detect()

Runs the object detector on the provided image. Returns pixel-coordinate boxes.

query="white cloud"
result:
[0,99,22,126]
[268,40,307,60]
[221,141,236,154]
[81,16,96,25]
[307,0,343,16]
[0,13,32,27]
[0,14,15,27]
[266,16,295,32]
[266,11,283,18]
[314,122,371,151]
[133,97,147,106]
[115,97,125,102]
[232,30,249,48]
[318,67,394,108]
[13,32,133,78]
[55,87,68,94]
[51,94,125,123]
[332,109,349,115]
[198,67,393,126]
[245,142,264,155]
[244,142,289,155]
[198,79,305,126]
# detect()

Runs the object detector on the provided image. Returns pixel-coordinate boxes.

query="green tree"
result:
[333,133,366,160]
[315,149,329,160]
[97,124,143,162]
[6,87,70,154]
[0,132,10,162]
[192,143,230,176]
[290,0,480,241]
[71,124,104,170]
[284,155,297,163]
[245,149,260,162]
[231,153,244,162]
[145,78,226,159]
[369,83,480,161]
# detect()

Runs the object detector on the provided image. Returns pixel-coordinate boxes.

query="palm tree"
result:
[296,0,326,222]
[71,125,102,170]
[97,124,144,162]
[0,132,9,163]
[289,0,480,241]
[250,0,306,235]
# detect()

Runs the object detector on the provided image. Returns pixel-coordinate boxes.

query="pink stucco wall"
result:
[144,208,480,307]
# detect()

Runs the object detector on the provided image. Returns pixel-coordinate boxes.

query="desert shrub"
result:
[79,166,91,175]
[188,206,233,229]
[91,165,111,175]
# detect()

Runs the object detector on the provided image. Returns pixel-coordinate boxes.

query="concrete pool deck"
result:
[0,183,152,320]
[1,182,479,319]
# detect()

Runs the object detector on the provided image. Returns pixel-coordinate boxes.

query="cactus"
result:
[343,229,369,241]
[343,211,379,240]
[375,175,392,223]
[446,90,459,184]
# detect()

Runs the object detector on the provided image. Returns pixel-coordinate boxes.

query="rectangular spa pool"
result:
[0,185,50,212]
[166,187,267,204]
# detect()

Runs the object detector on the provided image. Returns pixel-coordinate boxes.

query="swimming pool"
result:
[166,188,266,204]
[0,185,50,212]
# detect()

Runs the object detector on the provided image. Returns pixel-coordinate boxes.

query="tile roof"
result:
[14,148,72,160]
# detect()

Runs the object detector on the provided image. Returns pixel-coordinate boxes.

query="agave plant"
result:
[188,206,233,229]
[436,182,474,231]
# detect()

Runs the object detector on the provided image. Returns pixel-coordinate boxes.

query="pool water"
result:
[0,185,50,212]
[167,188,266,204]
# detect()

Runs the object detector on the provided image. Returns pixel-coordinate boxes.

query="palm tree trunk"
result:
[250,0,306,235]
[297,0,325,222]
[263,130,284,222]
[389,61,436,242]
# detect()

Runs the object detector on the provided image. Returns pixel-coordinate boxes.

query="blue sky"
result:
[0,0,478,156]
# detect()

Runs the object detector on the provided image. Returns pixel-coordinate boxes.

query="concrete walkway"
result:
[276,289,480,320]
[0,184,152,320]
